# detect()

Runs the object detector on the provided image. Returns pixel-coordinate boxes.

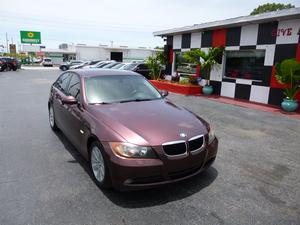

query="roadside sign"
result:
[9,44,16,54]
[20,31,41,44]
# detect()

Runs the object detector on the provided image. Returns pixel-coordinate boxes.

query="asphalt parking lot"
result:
[0,69,300,225]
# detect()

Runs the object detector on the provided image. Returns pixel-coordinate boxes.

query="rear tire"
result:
[5,65,11,71]
[49,104,58,131]
[89,141,112,189]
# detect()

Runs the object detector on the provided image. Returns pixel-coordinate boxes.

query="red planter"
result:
[150,80,202,95]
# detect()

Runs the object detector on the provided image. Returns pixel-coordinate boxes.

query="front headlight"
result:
[109,142,157,158]
[208,127,216,144]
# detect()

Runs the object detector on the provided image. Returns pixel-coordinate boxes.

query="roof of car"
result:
[69,69,141,78]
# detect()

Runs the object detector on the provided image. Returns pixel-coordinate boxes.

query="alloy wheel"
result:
[91,146,105,183]
[49,106,55,128]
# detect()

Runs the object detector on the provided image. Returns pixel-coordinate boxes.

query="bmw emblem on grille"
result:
[179,133,187,138]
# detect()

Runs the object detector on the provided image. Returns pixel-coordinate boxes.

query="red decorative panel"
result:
[169,48,173,64]
[296,43,300,62]
[149,80,202,95]
[196,64,200,77]
[270,65,289,89]
[212,29,226,47]
[295,91,300,104]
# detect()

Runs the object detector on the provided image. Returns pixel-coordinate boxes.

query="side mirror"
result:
[62,95,77,105]
[160,90,169,98]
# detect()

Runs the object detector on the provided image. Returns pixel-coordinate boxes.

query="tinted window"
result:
[137,64,148,70]
[225,50,265,80]
[68,74,81,101]
[55,73,71,93]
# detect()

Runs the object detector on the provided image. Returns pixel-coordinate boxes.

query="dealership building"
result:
[20,43,158,64]
[154,8,300,106]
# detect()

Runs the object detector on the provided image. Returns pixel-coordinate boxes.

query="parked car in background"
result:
[110,63,128,69]
[0,57,20,71]
[71,60,102,69]
[101,62,121,69]
[16,58,21,69]
[41,58,53,67]
[48,69,218,190]
[122,63,151,79]
[0,58,8,72]
[87,60,116,69]
[70,61,90,69]
[59,60,84,71]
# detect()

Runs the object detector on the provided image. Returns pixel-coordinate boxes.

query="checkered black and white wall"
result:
[166,18,300,106]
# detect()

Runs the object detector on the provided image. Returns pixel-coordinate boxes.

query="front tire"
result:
[49,104,58,131]
[89,142,111,189]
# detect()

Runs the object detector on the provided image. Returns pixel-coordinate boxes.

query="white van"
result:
[41,58,53,67]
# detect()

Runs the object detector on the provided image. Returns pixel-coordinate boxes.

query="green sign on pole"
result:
[20,31,41,44]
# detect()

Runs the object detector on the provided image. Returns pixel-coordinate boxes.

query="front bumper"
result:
[104,138,218,191]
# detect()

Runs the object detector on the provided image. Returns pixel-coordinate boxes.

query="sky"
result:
[0,0,299,50]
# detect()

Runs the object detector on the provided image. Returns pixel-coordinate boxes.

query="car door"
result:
[52,73,72,130]
[64,73,85,152]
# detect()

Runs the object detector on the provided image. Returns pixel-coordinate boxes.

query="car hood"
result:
[88,99,208,146]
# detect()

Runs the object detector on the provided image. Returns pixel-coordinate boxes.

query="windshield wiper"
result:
[119,98,156,103]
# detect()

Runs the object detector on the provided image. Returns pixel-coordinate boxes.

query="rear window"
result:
[44,59,51,62]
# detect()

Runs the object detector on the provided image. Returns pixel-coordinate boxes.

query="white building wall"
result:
[21,45,41,52]
[125,49,155,61]
[75,45,157,61]
[75,46,109,60]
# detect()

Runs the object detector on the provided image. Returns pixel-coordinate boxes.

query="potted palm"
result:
[183,47,224,95]
[275,58,300,112]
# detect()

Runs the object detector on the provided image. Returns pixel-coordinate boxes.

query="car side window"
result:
[68,74,81,101]
[138,64,148,70]
[55,73,71,93]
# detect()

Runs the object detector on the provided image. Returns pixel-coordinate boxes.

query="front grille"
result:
[162,141,187,156]
[188,135,204,152]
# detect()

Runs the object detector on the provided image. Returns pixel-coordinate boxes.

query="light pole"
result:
[6,32,9,53]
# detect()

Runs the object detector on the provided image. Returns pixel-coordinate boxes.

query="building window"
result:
[175,52,197,76]
[225,50,265,80]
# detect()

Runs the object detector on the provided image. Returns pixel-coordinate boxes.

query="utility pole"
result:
[6,32,9,53]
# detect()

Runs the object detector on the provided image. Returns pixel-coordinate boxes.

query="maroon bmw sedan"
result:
[48,69,218,190]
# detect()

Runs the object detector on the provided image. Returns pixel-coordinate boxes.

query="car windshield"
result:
[85,75,162,104]
[122,63,138,70]
[44,59,51,62]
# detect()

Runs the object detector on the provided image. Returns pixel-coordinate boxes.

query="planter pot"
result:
[149,80,202,95]
[202,85,213,95]
[281,98,298,112]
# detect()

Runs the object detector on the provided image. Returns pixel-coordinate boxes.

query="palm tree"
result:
[275,58,300,100]
[183,47,224,86]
